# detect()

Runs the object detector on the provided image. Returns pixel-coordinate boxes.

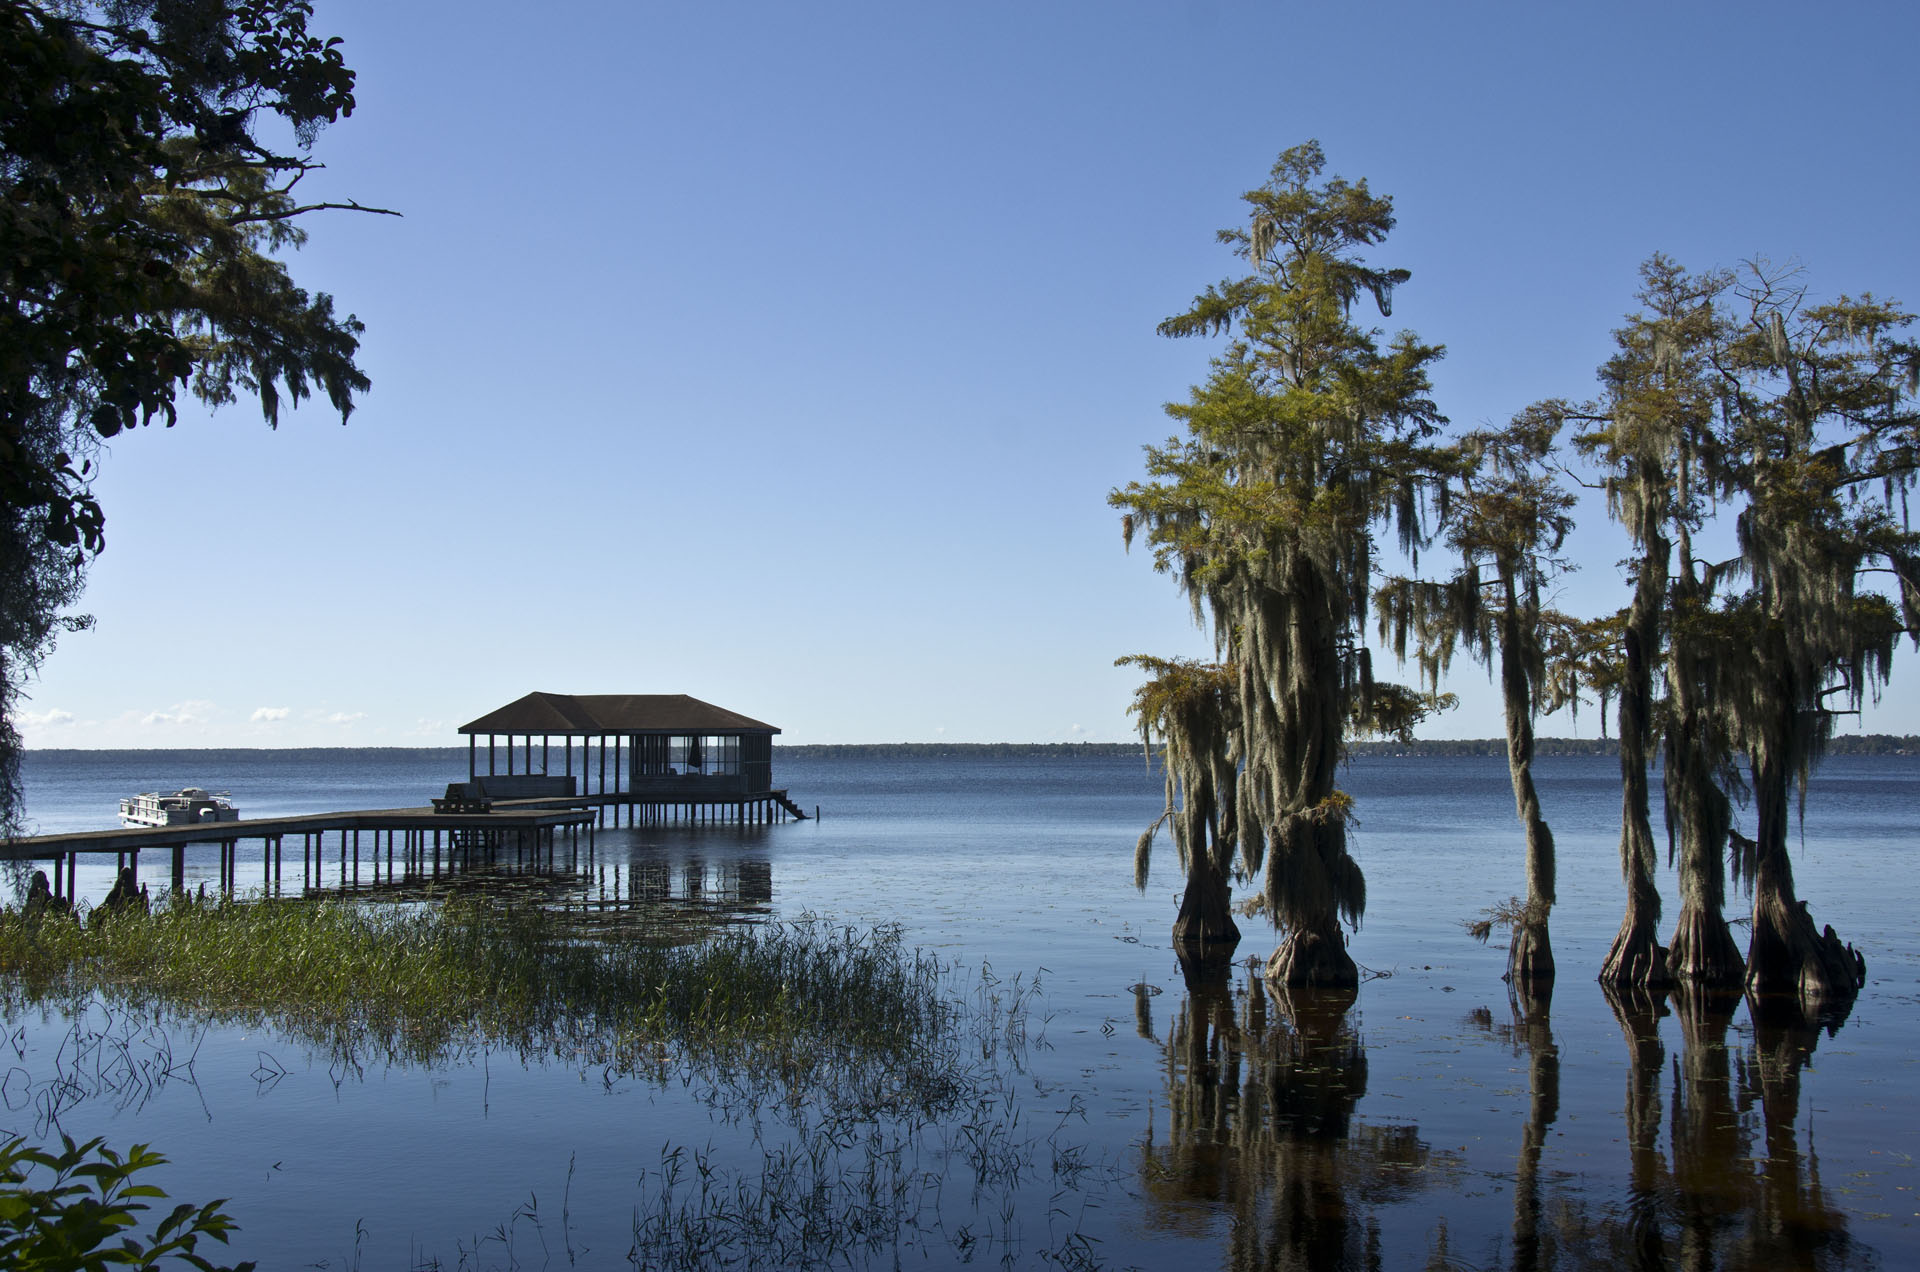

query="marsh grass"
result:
[0,897,1116,1270]
[0,896,975,1107]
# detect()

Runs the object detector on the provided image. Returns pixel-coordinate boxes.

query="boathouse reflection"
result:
[1139,957,1443,1271]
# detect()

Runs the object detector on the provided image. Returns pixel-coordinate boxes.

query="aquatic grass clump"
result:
[0,898,982,1108]
[0,900,1107,1272]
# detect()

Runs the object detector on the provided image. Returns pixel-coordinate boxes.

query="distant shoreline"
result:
[24,735,1920,758]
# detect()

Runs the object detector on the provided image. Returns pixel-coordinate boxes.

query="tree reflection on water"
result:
[1139,954,1446,1271]
[1139,959,1876,1271]
[1465,985,1871,1271]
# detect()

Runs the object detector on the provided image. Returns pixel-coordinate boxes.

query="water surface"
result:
[11,748,1917,1269]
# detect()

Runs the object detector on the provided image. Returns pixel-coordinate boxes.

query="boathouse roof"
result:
[459,693,780,736]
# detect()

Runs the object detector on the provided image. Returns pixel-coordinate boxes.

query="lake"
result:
[10,747,1918,1269]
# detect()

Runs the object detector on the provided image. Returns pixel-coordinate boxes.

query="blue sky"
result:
[19,0,1920,747]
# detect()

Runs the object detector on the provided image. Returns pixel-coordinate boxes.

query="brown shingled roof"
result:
[459,693,779,735]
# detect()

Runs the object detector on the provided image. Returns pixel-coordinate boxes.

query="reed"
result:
[0,897,970,1103]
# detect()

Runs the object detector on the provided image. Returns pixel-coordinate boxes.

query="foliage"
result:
[1118,654,1238,882]
[0,1133,252,1271]
[0,406,91,841]
[0,0,389,836]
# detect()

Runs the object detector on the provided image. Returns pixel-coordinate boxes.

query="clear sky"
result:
[19,0,1920,748]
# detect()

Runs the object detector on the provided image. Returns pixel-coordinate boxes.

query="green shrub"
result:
[0,1134,251,1271]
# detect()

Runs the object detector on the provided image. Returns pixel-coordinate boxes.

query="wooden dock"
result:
[3,802,601,902]
[3,775,813,907]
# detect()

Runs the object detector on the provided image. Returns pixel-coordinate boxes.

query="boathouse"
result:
[458,693,803,824]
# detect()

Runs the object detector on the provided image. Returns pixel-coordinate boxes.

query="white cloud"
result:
[142,700,217,728]
[325,711,365,725]
[20,708,74,728]
[250,707,290,722]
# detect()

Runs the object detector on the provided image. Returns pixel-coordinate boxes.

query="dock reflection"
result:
[302,830,776,937]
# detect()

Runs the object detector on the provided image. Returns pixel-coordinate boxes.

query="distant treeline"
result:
[774,742,1141,761]
[774,735,1920,759]
[27,736,1920,760]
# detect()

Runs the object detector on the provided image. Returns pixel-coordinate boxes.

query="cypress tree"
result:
[1114,143,1445,987]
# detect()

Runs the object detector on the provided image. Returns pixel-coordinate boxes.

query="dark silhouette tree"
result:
[0,0,392,833]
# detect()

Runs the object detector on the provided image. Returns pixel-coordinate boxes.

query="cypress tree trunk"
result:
[1499,609,1555,985]
[1600,618,1671,990]
[1664,542,1744,987]
[1261,564,1361,989]
[1743,748,1863,1004]
[1669,888,1745,985]
[1172,836,1241,947]
[1664,682,1744,987]
[1159,772,1236,953]
[1263,916,1357,989]
[1124,658,1242,951]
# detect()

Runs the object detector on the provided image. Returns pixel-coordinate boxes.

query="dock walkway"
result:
[4,802,599,901]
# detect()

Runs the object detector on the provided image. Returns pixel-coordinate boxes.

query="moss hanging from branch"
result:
[1118,655,1241,947]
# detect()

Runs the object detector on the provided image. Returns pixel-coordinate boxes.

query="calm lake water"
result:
[10,747,1919,1270]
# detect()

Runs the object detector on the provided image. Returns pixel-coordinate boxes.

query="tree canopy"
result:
[0,0,387,833]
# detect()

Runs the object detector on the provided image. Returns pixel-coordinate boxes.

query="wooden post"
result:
[489,735,497,776]
[171,843,185,892]
[542,734,550,775]
[469,735,477,780]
